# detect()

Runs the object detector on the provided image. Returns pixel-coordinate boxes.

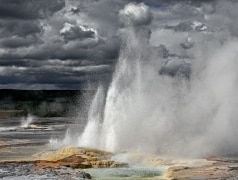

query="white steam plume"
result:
[79,1,238,157]
[119,2,152,26]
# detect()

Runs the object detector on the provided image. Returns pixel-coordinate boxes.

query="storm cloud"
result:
[0,0,65,19]
[0,0,237,89]
[0,0,123,89]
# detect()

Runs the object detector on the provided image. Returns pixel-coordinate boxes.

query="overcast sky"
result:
[0,0,235,89]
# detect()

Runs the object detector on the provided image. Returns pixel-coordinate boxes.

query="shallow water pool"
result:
[84,166,165,180]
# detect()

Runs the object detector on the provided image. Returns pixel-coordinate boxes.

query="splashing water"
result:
[78,85,105,147]
[49,129,74,149]
[78,27,144,151]
[100,28,144,152]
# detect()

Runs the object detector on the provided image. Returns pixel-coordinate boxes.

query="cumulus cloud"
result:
[60,23,98,41]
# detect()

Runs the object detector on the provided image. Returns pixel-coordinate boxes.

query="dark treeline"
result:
[0,90,95,117]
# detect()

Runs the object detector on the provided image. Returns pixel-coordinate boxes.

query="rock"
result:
[78,171,91,179]
[90,160,114,168]
[0,147,129,179]
[32,146,128,169]
[165,160,238,180]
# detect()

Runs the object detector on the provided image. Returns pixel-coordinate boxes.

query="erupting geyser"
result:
[79,1,238,157]
[78,85,105,148]
[21,114,34,128]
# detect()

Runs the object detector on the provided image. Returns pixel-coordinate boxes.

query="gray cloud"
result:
[0,0,126,89]
[0,0,65,19]
[0,0,236,90]
[0,20,43,37]
[60,23,97,41]
[0,36,41,48]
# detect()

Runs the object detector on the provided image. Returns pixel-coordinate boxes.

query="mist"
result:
[76,0,238,157]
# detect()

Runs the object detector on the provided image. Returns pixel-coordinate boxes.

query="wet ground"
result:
[0,116,165,180]
[0,116,95,179]
[0,161,92,180]
[0,116,78,160]
[1,116,238,180]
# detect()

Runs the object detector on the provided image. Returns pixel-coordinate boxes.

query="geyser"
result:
[21,114,34,128]
[78,1,238,157]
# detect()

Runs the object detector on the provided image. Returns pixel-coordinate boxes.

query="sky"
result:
[0,0,235,89]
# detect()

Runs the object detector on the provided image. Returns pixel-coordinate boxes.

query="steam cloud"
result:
[77,0,238,157]
[119,3,152,26]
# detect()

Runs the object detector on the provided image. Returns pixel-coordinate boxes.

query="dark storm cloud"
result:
[0,0,124,90]
[0,20,42,37]
[75,0,130,36]
[0,0,65,19]
[0,60,29,67]
[0,62,112,90]
[0,36,119,63]
[0,36,41,48]
[0,0,223,89]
